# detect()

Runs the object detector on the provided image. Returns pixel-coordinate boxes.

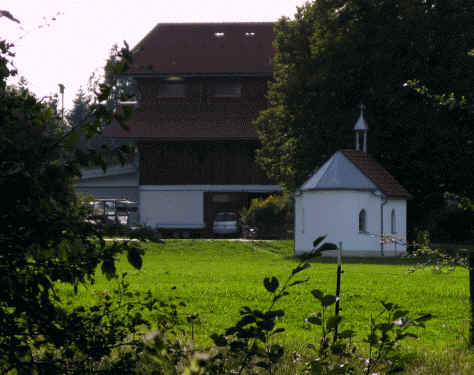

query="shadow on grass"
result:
[284,255,419,266]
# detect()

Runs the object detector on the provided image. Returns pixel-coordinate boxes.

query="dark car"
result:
[212,212,239,236]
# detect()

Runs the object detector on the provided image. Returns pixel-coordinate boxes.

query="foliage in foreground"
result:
[409,231,474,346]
[0,28,151,373]
[121,237,432,374]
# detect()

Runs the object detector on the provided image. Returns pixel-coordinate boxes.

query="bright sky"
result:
[1,0,307,110]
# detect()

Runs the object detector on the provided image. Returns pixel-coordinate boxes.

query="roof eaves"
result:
[341,149,412,199]
[300,152,337,191]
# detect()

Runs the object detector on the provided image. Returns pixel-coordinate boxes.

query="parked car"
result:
[212,212,239,236]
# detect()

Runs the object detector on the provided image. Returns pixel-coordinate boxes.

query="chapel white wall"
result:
[381,199,407,253]
[294,190,406,255]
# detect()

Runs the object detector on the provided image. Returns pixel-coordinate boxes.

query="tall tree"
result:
[256,0,474,229]
[67,87,91,129]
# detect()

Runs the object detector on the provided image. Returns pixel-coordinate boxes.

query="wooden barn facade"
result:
[100,22,281,234]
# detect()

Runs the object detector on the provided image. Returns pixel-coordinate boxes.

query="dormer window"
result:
[214,81,241,97]
[158,83,185,98]
[359,209,367,233]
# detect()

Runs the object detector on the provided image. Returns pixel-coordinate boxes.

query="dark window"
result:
[214,81,241,97]
[158,83,186,97]
[391,209,397,234]
[359,209,367,233]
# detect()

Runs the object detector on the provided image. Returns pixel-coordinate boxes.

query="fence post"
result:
[334,241,343,345]
[469,250,473,346]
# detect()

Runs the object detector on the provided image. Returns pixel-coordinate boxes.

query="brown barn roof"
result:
[104,108,258,140]
[128,22,274,75]
[342,149,411,199]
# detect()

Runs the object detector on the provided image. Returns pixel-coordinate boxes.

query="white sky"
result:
[1,0,307,110]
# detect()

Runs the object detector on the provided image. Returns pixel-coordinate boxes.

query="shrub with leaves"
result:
[202,236,336,374]
[240,193,293,238]
[362,302,432,374]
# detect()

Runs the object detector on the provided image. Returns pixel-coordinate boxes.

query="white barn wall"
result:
[139,190,205,229]
[295,190,406,255]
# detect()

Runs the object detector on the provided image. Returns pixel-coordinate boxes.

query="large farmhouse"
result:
[78,23,281,234]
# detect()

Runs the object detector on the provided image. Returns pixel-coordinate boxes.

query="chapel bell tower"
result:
[354,104,368,152]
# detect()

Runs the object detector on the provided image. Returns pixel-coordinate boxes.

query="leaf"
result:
[289,277,310,286]
[127,247,143,270]
[256,361,270,369]
[313,235,327,248]
[237,314,256,327]
[326,315,342,330]
[381,301,394,311]
[0,10,20,23]
[265,309,285,319]
[415,313,433,322]
[338,329,355,338]
[311,289,324,301]
[240,306,252,315]
[101,259,116,280]
[263,276,279,293]
[292,262,310,275]
[306,316,322,325]
[210,333,227,347]
[268,344,284,362]
[365,333,378,345]
[258,318,275,331]
[392,310,409,321]
[322,295,337,307]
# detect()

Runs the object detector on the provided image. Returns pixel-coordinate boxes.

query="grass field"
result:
[59,239,473,372]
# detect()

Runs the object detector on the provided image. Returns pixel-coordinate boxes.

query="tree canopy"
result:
[256,0,474,229]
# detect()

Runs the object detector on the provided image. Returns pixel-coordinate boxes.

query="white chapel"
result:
[294,106,411,256]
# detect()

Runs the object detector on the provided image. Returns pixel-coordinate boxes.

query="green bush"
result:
[240,193,293,238]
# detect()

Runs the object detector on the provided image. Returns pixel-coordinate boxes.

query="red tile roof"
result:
[128,22,274,75]
[342,149,412,199]
[104,107,258,140]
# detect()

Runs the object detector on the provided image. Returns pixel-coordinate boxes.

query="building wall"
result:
[139,141,272,185]
[75,172,139,201]
[382,199,407,253]
[139,189,205,229]
[294,190,407,256]
[139,185,280,230]
[136,77,267,111]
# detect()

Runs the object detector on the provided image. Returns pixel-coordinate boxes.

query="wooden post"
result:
[469,250,474,346]
[334,242,343,345]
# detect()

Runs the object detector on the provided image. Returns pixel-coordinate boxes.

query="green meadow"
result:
[59,239,472,372]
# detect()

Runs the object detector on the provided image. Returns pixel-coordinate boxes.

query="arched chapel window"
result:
[391,209,396,234]
[359,209,367,233]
